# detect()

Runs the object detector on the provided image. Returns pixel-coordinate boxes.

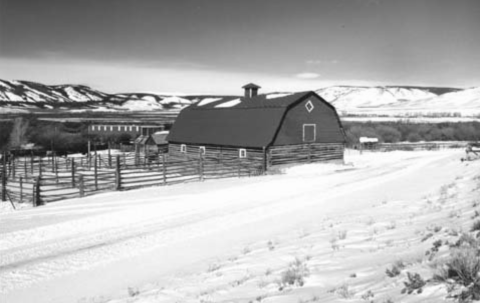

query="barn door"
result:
[303,124,316,142]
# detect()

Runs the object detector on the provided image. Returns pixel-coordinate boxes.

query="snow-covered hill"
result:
[316,85,480,117]
[0,79,196,111]
[0,79,107,102]
[1,79,479,117]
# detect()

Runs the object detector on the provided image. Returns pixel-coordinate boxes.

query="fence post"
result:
[32,178,36,206]
[108,143,112,168]
[162,154,167,185]
[199,152,204,181]
[39,157,43,177]
[79,175,85,197]
[262,147,267,174]
[55,156,59,184]
[30,152,34,175]
[34,176,43,206]
[308,144,312,163]
[24,158,28,176]
[19,176,23,203]
[115,155,121,190]
[237,157,241,178]
[12,156,16,179]
[1,152,6,202]
[94,154,98,190]
[71,159,76,187]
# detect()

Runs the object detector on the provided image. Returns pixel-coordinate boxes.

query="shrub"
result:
[335,283,355,299]
[434,246,480,302]
[447,247,480,287]
[386,266,401,278]
[279,258,309,289]
[386,260,405,277]
[471,220,480,232]
[401,272,426,294]
[453,233,478,248]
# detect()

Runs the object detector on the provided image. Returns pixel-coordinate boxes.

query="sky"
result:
[0,0,479,94]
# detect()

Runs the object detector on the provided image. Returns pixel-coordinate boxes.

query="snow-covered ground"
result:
[1,149,479,303]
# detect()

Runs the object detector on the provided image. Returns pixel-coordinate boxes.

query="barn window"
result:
[239,148,247,158]
[199,146,206,155]
[180,144,187,153]
[305,100,314,113]
[303,124,316,142]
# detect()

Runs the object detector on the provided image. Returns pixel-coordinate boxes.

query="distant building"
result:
[133,127,167,155]
[167,84,345,168]
[88,124,164,138]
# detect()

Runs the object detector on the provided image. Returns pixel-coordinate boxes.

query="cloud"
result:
[295,73,321,79]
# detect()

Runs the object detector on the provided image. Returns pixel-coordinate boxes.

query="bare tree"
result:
[8,117,29,149]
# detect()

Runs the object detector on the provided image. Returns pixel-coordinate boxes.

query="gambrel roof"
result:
[166,91,343,148]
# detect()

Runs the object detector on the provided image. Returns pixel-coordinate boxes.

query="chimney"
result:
[242,83,261,98]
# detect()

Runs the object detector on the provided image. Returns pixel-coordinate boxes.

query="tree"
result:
[8,117,29,149]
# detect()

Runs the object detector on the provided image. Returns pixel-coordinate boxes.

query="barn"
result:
[166,84,345,168]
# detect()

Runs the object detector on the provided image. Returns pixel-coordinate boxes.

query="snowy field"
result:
[1,149,480,303]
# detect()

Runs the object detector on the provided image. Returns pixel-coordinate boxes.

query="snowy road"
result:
[0,149,469,303]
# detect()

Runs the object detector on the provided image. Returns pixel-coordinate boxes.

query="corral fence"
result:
[0,151,263,207]
[356,142,469,152]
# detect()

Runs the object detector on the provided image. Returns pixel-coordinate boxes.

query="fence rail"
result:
[1,151,263,206]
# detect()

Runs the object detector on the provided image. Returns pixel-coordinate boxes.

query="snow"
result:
[160,96,191,105]
[197,97,222,106]
[140,95,156,102]
[64,86,87,101]
[1,149,478,303]
[4,91,24,101]
[120,99,164,111]
[266,93,292,99]
[0,80,12,88]
[317,86,480,117]
[215,98,241,108]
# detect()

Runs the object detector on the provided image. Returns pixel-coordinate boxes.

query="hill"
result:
[1,79,479,117]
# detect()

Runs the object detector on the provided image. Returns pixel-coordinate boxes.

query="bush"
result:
[279,258,309,289]
[447,247,480,287]
[434,247,480,302]
[471,220,480,232]
[401,272,426,294]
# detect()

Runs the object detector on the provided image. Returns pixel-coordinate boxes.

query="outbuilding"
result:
[166,84,345,168]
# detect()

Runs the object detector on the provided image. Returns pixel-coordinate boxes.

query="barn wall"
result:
[272,96,344,146]
[168,143,264,164]
[269,143,344,166]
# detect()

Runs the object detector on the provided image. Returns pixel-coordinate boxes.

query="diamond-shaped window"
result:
[305,100,314,113]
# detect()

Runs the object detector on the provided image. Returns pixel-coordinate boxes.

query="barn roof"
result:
[166,91,338,148]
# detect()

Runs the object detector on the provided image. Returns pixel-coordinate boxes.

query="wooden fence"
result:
[369,142,468,152]
[0,151,263,206]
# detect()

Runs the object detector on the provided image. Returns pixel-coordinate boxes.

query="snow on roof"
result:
[266,93,292,100]
[197,97,222,106]
[154,130,169,135]
[214,98,241,108]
